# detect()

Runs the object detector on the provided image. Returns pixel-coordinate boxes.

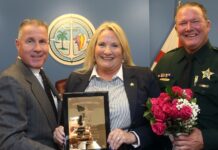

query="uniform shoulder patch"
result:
[167,47,180,54]
[213,47,218,51]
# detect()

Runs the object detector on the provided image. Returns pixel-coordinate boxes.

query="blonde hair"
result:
[17,19,48,39]
[77,21,135,73]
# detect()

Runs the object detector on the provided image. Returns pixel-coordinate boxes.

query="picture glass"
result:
[63,92,109,150]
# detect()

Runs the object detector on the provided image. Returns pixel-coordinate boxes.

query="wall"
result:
[0,0,218,84]
[0,0,149,83]
[150,0,218,64]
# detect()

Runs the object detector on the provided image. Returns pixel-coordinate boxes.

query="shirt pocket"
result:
[194,75,218,96]
[158,79,176,91]
[193,77,218,115]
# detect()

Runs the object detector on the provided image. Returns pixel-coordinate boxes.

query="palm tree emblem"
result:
[57,30,68,50]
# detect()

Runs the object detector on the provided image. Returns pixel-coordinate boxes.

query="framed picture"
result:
[63,91,110,150]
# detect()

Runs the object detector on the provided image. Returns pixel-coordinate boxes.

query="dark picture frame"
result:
[63,91,110,150]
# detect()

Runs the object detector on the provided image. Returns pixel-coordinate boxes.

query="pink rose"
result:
[179,106,192,120]
[151,121,166,135]
[145,86,198,136]
[162,103,172,116]
[172,86,183,97]
[183,89,193,101]
[170,103,180,119]
[150,98,159,105]
[172,99,178,105]
[158,98,169,108]
[159,93,171,103]
[151,105,167,121]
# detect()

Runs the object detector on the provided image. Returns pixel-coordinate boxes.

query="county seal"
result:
[49,14,95,65]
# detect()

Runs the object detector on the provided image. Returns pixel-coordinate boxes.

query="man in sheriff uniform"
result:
[153,2,218,150]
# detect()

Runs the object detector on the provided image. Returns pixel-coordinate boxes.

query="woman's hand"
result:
[107,128,137,150]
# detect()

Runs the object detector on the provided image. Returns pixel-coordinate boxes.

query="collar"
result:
[89,65,124,81]
[193,41,212,65]
[176,41,212,65]
[17,56,44,72]
[31,68,40,75]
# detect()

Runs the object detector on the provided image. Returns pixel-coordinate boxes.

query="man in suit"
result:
[0,19,60,150]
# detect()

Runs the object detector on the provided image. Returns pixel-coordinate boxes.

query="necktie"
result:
[178,55,194,88]
[39,69,58,120]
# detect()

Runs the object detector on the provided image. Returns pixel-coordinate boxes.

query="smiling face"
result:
[16,24,49,69]
[175,5,211,53]
[95,29,123,74]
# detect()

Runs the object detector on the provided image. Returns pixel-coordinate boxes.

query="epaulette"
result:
[166,47,181,54]
[213,47,218,51]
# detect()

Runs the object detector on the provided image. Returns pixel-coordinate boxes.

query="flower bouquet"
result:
[144,86,200,136]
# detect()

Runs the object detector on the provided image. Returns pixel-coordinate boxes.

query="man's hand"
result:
[173,128,204,150]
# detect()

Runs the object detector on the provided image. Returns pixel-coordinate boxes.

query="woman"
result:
[54,21,161,150]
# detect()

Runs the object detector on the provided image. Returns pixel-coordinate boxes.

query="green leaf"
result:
[165,86,175,98]
[146,98,152,109]
[144,111,150,117]
[144,111,154,120]
[191,98,197,103]
[165,86,171,93]
[150,119,155,124]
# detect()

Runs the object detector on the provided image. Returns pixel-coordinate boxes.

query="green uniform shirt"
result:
[153,41,218,150]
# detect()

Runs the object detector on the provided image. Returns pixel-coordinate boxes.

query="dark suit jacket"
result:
[0,60,60,150]
[65,65,162,150]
